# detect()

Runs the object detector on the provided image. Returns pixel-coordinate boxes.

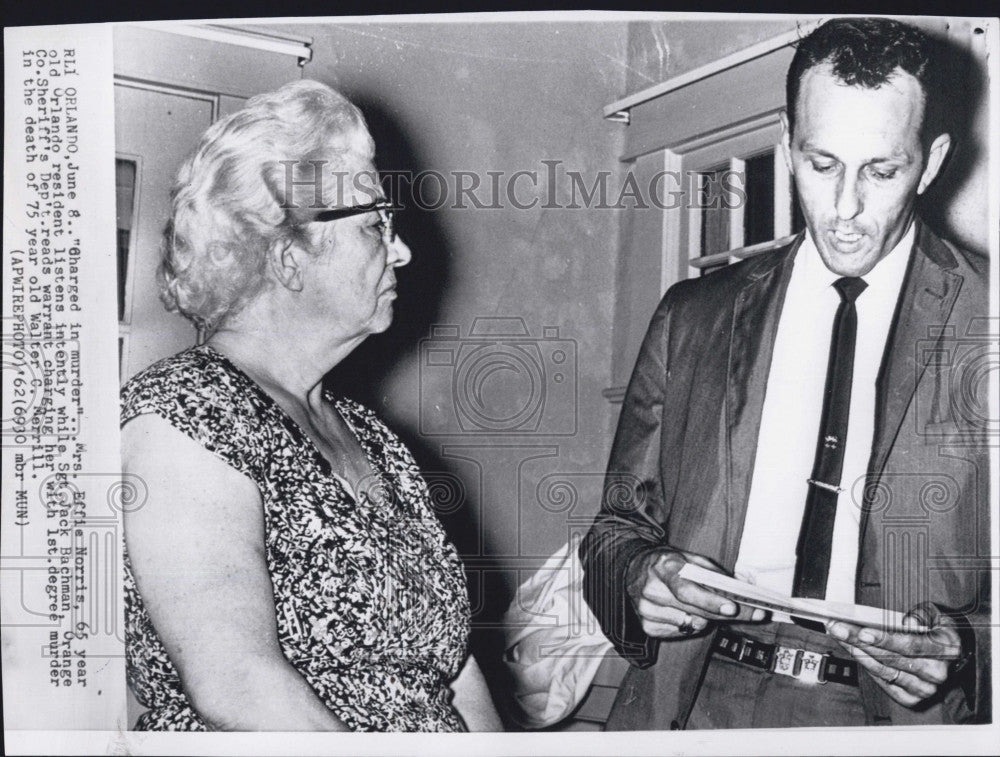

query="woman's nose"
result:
[388,235,412,268]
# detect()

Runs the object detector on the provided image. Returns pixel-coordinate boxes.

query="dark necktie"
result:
[792,276,868,603]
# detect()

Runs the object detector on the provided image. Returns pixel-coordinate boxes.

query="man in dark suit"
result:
[581,17,990,729]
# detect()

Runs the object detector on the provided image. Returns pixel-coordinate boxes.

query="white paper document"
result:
[679,563,912,632]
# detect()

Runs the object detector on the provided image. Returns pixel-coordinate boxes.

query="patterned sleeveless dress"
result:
[122,345,471,731]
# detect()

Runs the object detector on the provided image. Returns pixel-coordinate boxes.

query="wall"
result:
[273,21,632,651]
[625,16,795,93]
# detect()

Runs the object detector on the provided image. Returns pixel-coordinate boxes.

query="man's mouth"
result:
[829,229,865,251]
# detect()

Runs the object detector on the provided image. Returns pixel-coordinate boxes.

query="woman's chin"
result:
[367,307,395,335]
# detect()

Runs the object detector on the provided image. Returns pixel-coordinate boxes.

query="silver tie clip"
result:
[807,478,844,494]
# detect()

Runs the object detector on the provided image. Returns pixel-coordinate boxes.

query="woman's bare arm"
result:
[451,654,503,731]
[123,413,348,731]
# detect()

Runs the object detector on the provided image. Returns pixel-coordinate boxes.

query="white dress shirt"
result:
[733,224,913,618]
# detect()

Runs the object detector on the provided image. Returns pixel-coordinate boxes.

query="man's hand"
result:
[626,548,767,639]
[826,602,963,707]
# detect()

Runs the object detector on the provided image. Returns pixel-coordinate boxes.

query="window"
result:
[115,159,137,323]
[115,157,138,374]
[743,151,776,246]
[693,151,778,275]
[696,162,733,275]
[684,145,795,280]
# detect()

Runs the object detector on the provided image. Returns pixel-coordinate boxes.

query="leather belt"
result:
[713,629,859,687]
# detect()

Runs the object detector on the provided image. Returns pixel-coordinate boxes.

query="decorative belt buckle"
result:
[772,646,826,684]
[797,650,826,684]
[773,646,797,677]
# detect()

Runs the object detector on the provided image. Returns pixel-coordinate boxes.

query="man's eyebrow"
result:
[799,144,838,159]
[799,143,914,164]
[869,152,914,165]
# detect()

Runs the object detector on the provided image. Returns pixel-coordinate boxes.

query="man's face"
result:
[782,63,948,277]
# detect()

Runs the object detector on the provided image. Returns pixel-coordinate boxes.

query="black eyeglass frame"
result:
[309,199,398,243]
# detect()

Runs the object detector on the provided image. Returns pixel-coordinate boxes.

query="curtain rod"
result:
[146,23,313,66]
[604,19,823,120]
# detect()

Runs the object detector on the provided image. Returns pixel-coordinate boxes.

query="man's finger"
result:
[640,617,709,639]
[827,621,961,660]
[644,551,764,622]
[734,605,769,623]
[633,569,718,627]
[637,572,678,605]
[672,553,766,622]
[646,555,740,619]
[841,643,937,704]
[637,565,719,620]
[634,598,710,631]
[640,563,716,611]
[667,576,742,619]
[903,603,937,631]
[641,619,683,638]
[854,625,959,658]
[849,639,951,685]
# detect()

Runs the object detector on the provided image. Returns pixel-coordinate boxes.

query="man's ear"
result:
[779,110,794,176]
[266,237,306,292]
[918,133,952,195]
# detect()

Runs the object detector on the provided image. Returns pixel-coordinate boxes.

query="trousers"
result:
[685,620,867,729]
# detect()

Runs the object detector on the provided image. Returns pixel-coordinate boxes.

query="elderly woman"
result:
[122,79,500,731]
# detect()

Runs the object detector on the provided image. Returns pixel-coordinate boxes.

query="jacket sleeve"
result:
[946,600,991,722]
[945,304,992,722]
[947,403,992,722]
[580,295,674,668]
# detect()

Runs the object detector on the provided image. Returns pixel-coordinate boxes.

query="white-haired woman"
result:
[122,79,501,732]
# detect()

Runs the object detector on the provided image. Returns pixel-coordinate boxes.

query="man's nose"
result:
[388,235,412,268]
[835,173,863,221]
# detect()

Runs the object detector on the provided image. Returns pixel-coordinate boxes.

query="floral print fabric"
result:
[122,345,470,731]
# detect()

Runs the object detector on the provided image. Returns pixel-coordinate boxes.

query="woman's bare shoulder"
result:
[122,412,262,526]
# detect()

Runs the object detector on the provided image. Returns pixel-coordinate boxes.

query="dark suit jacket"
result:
[580,221,991,729]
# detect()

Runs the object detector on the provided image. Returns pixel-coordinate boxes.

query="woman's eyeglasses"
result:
[309,199,397,244]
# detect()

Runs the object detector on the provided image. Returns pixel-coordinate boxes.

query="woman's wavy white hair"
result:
[159,79,374,332]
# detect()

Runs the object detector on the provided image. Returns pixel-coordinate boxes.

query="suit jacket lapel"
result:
[869,222,963,481]
[722,238,800,564]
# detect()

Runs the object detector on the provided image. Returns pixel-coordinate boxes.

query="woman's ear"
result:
[266,237,306,292]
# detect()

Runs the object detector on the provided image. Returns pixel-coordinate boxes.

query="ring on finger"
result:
[885,668,901,685]
[677,613,696,635]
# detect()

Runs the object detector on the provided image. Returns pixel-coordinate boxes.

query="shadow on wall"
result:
[918,26,988,254]
[322,95,475,565]
[325,97,452,401]
[320,96,518,726]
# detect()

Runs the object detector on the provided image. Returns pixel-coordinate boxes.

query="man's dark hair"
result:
[786,18,935,138]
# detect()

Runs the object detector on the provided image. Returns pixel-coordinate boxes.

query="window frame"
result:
[115,151,143,378]
[682,123,795,277]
